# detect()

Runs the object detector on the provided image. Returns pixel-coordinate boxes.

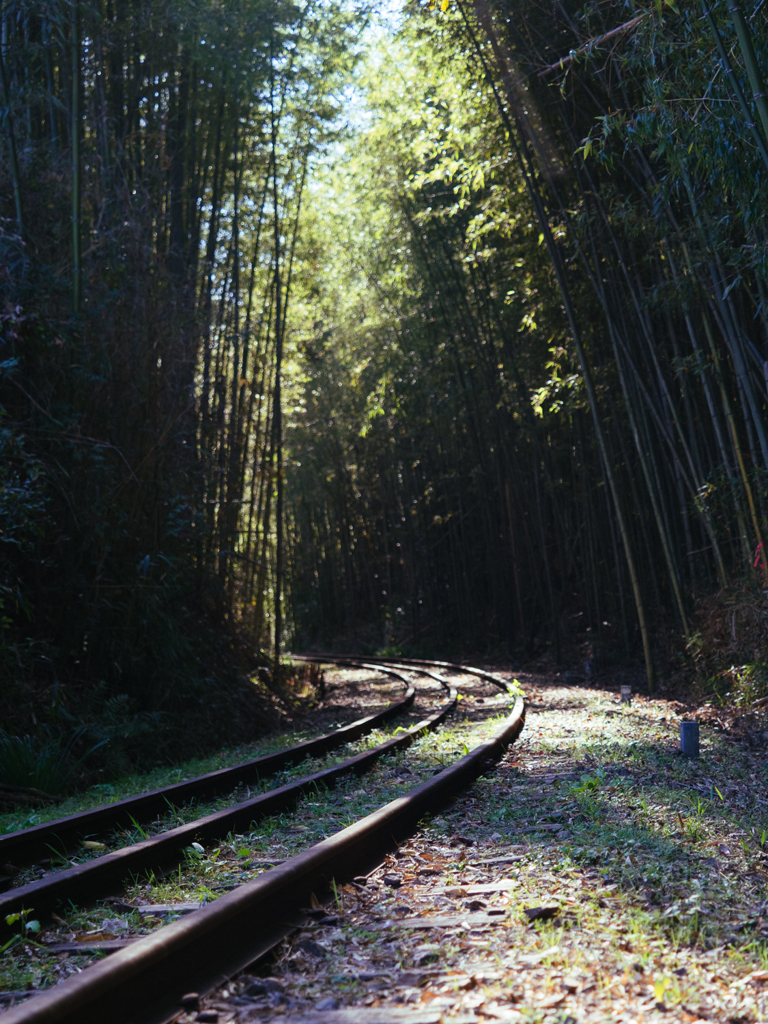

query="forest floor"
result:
[4,668,768,1023]
[203,670,768,1024]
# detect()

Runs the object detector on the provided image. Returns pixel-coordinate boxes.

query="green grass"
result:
[1,687,516,997]
[0,688,408,836]
[0,730,104,796]
[123,708,512,907]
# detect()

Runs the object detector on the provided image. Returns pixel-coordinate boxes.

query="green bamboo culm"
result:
[468,0,656,691]
[270,44,283,679]
[71,0,81,315]
[0,33,23,237]
[728,0,768,145]
[700,1,768,171]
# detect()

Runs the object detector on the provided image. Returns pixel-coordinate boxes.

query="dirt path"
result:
[205,672,768,1024]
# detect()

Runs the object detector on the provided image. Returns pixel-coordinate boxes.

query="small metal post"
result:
[680,721,699,758]
[621,685,631,703]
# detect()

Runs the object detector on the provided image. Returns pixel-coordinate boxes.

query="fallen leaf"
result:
[539,992,566,1007]
[295,938,328,959]
[523,906,559,923]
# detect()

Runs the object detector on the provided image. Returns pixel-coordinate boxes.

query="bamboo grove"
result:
[283,0,768,691]
[0,0,358,749]
[1,0,768,750]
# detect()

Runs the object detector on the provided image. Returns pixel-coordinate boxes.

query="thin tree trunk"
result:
[0,36,23,237]
[71,0,81,313]
[466,0,655,689]
[270,52,284,673]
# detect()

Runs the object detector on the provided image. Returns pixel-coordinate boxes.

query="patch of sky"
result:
[339,0,405,133]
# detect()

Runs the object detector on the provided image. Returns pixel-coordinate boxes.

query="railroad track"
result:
[0,660,414,871]
[0,657,524,1024]
[0,662,445,928]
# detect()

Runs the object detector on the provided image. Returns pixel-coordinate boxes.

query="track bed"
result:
[114,668,768,1024]
[0,660,522,1022]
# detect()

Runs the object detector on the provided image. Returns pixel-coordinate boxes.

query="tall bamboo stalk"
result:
[728,0,768,144]
[699,0,768,170]
[270,50,284,673]
[0,37,23,238]
[71,0,81,314]
[466,0,656,688]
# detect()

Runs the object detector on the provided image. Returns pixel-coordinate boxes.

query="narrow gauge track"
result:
[1,658,524,1024]
[0,664,453,931]
[295,653,515,696]
[0,661,413,870]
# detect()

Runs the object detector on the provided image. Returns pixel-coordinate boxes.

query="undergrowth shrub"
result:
[0,729,102,795]
[687,581,768,705]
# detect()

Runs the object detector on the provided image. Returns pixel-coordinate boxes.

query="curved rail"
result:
[0,661,413,869]
[2,689,524,1024]
[295,652,515,694]
[0,673,455,930]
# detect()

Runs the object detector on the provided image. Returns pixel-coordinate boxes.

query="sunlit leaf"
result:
[654,977,672,1001]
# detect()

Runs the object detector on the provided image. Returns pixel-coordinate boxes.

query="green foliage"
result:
[284,15,582,656]
[376,646,406,658]
[0,0,362,761]
[0,399,51,676]
[278,0,768,677]
[1,908,41,957]
[686,583,768,703]
[574,769,606,794]
[1,0,765,729]
[0,729,103,795]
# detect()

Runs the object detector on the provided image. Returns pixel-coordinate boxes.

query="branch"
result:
[538,15,647,78]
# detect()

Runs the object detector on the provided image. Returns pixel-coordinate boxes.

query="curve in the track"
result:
[1,661,525,1024]
[294,652,515,694]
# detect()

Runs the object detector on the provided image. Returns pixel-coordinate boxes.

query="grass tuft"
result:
[0,730,102,796]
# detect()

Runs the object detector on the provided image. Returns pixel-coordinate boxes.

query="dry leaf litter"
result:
[4,669,768,1024]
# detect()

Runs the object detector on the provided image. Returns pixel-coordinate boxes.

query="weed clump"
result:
[0,729,102,797]
[686,581,768,706]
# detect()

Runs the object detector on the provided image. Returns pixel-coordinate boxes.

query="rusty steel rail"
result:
[2,693,524,1024]
[0,661,413,869]
[303,655,467,697]
[378,656,513,691]
[297,652,515,694]
[0,682,456,932]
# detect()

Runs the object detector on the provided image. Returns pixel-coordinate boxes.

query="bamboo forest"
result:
[2,0,768,757]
